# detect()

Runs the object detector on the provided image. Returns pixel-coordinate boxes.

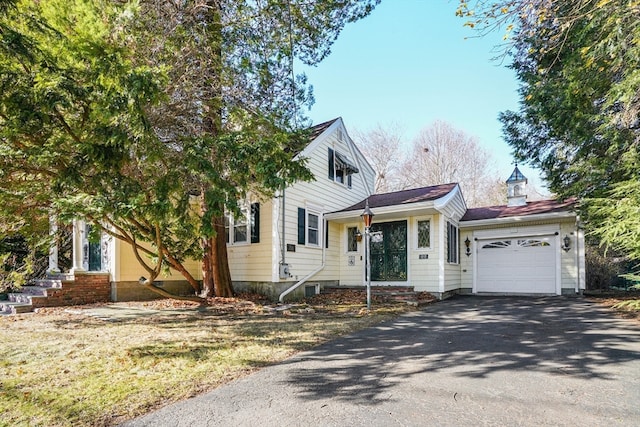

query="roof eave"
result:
[325,199,439,222]
[459,210,576,228]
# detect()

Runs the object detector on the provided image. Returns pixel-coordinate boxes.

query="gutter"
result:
[459,211,576,228]
[278,237,326,303]
[281,189,286,265]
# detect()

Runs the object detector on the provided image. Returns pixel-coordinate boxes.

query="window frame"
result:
[302,205,323,248]
[328,147,355,189]
[446,221,459,264]
[415,217,432,251]
[307,211,320,246]
[225,202,259,246]
[346,225,359,253]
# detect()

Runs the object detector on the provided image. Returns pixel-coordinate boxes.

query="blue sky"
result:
[299,0,547,192]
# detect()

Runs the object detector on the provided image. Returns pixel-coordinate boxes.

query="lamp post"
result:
[361,200,374,310]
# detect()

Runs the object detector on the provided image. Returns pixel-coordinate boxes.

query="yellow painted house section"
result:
[226,198,275,282]
[112,238,202,283]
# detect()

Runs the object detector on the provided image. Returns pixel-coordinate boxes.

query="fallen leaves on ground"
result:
[587,291,640,323]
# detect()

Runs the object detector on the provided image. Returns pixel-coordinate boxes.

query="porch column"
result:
[48,215,60,273]
[70,219,85,273]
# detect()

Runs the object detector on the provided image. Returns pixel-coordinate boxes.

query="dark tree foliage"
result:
[458,1,640,277]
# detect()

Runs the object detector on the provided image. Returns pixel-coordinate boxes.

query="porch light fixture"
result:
[464,237,471,256]
[562,234,571,252]
[361,199,375,310]
[355,229,362,242]
[361,200,374,228]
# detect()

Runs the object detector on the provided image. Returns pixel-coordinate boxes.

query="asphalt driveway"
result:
[122,296,640,426]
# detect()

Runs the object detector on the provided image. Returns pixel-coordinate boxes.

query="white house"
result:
[55,117,586,301]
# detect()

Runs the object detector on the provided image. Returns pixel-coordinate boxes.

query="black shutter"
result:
[328,148,334,180]
[298,208,306,245]
[347,174,352,189]
[325,220,329,248]
[250,203,260,243]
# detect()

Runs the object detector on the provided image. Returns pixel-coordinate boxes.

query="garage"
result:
[476,234,558,294]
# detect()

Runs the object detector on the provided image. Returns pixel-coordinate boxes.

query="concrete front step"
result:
[19,286,52,296]
[2,284,58,315]
[8,292,47,305]
[33,279,64,289]
[0,301,34,315]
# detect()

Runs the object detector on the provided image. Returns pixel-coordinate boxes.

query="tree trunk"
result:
[199,1,234,298]
[201,216,234,298]
[212,214,234,297]
[202,234,215,297]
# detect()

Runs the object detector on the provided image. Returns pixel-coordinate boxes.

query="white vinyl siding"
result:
[284,121,374,282]
[409,214,441,293]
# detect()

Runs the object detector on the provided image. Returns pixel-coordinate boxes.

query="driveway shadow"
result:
[280,296,640,406]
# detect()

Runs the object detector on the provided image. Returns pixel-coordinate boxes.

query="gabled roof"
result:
[333,183,458,214]
[461,198,576,222]
[308,118,339,141]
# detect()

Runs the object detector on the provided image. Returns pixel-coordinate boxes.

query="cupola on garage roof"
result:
[507,164,528,207]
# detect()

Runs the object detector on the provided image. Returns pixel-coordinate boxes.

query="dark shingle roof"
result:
[308,118,339,141]
[461,198,576,222]
[334,183,457,213]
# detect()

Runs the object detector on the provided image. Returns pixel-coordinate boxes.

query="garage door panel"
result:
[477,236,556,294]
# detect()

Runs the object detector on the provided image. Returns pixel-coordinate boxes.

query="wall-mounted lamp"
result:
[464,237,471,256]
[562,234,571,252]
[355,229,362,242]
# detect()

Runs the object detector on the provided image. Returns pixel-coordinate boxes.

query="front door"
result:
[370,220,407,281]
[87,225,102,271]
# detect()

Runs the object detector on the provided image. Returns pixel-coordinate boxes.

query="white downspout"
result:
[278,232,326,303]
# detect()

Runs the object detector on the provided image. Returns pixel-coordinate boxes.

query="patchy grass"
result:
[0,297,418,426]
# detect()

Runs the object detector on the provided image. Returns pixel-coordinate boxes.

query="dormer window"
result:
[328,147,359,188]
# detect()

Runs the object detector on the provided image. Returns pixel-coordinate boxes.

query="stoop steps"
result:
[0,277,64,315]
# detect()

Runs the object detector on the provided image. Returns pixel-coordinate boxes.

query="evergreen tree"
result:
[0,0,380,298]
[458,0,640,273]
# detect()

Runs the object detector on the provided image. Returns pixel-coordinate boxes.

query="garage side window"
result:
[447,221,458,264]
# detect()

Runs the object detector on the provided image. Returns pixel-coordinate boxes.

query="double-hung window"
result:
[225,202,260,245]
[307,212,319,246]
[298,206,323,248]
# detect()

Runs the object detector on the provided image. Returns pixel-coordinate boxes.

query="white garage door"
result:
[476,235,557,294]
